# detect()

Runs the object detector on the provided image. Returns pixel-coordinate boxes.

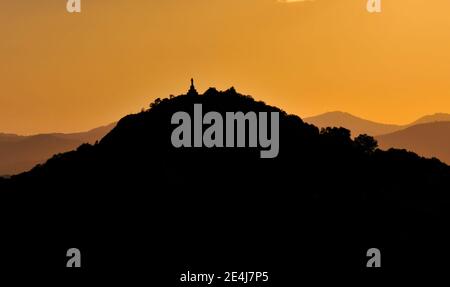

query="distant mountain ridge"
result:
[305,111,450,164]
[0,133,25,142]
[409,113,450,126]
[305,111,450,137]
[0,123,115,176]
[304,111,402,136]
[377,121,450,164]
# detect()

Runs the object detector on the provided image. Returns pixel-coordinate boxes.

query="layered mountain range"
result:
[1,109,449,175]
[305,112,450,164]
[0,123,115,176]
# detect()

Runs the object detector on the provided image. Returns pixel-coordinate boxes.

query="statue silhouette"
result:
[187,78,198,96]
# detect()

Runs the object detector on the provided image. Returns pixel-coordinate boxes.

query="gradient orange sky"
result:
[1,0,450,134]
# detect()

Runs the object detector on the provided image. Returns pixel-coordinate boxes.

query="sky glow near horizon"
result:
[0,0,449,134]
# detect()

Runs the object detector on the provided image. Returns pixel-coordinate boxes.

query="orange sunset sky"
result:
[1,0,450,135]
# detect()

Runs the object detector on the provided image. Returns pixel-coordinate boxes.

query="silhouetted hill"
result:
[0,123,115,175]
[304,111,402,136]
[1,87,449,272]
[377,122,450,164]
[409,113,450,126]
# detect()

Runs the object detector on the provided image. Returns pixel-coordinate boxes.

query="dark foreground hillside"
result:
[1,87,450,279]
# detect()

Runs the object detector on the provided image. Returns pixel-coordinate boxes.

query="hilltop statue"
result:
[187,78,198,96]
